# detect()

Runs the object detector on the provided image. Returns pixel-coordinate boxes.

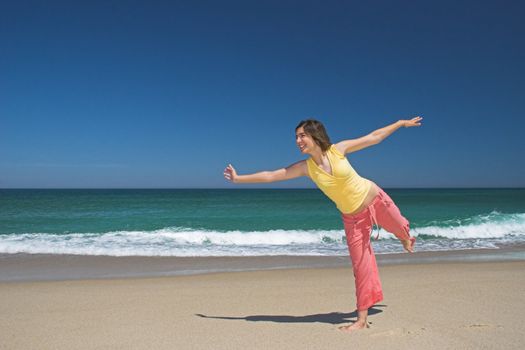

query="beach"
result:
[2,189,524,348]
[1,251,524,349]
[3,0,524,346]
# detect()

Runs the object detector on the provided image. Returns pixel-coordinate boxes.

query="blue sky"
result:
[1,0,524,188]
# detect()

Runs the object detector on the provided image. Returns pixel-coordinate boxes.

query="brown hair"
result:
[295,119,332,152]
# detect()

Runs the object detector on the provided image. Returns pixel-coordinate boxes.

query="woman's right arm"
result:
[224,160,308,184]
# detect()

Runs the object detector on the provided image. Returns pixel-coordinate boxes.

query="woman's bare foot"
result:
[338,321,369,332]
[401,237,416,253]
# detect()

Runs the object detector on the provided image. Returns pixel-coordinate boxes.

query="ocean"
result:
[1,188,524,257]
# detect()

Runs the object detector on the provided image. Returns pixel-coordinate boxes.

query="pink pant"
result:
[341,186,411,311]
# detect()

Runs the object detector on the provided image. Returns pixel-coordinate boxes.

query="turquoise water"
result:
[1,189,524,256]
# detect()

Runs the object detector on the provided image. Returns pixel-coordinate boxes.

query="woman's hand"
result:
[401,116,423,128]
[223,164,237,183]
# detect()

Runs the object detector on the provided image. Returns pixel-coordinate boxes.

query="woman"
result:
[223,117,422,332]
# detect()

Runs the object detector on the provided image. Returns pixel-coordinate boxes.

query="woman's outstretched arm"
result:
[224,160,308,184]
[335,116,423,155]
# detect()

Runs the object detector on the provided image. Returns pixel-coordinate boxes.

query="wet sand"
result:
[1,245,524,282]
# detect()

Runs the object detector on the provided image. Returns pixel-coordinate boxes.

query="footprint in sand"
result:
[370,329,399,337]
[369,327,420,337]
[461,324,503,330]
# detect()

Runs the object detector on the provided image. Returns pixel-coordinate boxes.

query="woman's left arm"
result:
[335,116,423,155]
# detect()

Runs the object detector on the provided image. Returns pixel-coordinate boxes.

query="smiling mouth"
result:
[298,144,306,151]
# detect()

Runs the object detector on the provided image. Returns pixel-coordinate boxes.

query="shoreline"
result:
[1,243,524,282]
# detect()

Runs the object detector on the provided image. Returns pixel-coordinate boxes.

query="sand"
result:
[1,259,524,349]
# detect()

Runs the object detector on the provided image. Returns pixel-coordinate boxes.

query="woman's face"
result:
[295,126,317,154]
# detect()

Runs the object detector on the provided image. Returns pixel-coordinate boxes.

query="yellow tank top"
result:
[306,145,372,214]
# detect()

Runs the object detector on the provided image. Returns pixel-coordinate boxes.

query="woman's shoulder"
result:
[329,144,346,158]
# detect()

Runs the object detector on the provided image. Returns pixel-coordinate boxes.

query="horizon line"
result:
[1,187,524,190]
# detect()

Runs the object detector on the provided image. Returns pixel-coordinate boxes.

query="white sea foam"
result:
[410,212,525,240]
[0,229,344,256]
[1,213,524,256]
